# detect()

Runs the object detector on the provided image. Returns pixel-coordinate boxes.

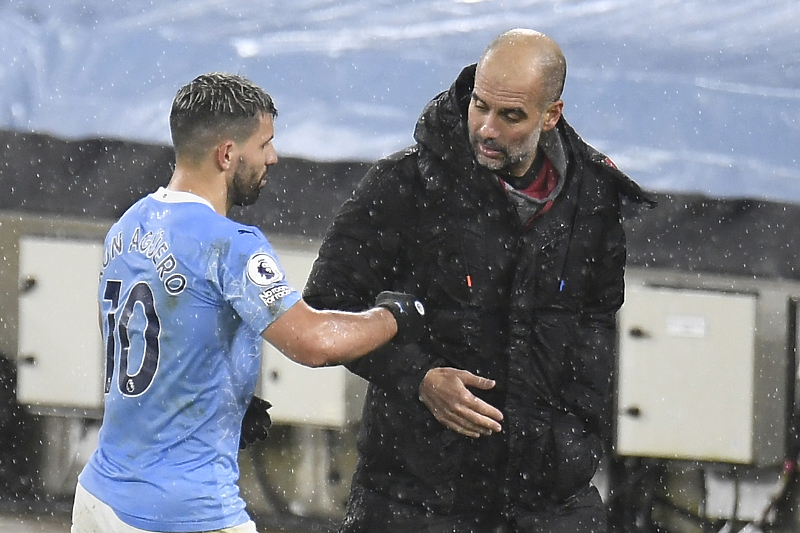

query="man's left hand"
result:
[419,367,503,438]
[240,396,273,449]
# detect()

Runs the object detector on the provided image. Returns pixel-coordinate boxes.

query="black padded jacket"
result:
[303,64,652,518]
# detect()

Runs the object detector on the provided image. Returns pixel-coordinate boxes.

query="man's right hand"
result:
[419,367,503,438]
[375,291,425,344]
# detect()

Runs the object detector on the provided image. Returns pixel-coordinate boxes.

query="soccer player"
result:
[70,72,424,533]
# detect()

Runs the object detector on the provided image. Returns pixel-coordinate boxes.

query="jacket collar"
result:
[540,127,568,182]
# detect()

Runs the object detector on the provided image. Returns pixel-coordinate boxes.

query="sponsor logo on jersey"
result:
[259,286,293,307]
[246,253,283,286]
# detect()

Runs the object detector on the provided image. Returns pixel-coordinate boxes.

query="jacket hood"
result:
[413,64,476,169]
[412,63,656,207]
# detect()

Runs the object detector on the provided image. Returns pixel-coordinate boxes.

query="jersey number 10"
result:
[102,279,162,397]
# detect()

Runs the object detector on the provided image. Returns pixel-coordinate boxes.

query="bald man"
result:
[304,30,652,533]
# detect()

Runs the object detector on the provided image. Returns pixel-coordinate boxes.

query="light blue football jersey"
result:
[78,188,301,532]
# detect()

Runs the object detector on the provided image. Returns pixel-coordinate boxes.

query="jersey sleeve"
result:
[207,227,302,334]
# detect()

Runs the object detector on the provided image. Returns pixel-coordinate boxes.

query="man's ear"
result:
[215,140,236,171]
[542,100,563,132]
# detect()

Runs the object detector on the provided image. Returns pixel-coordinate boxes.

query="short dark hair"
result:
[169,72,278,160]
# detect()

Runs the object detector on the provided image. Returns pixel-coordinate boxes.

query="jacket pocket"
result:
[549,411,602,502]
[505,410,551,507]
[507,409,601,508]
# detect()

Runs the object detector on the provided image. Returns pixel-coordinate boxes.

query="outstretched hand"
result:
[419,367,503,438]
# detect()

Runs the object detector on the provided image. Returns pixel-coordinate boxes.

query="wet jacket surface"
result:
[303,64,651,522]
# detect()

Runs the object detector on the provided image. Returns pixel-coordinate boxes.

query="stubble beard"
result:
[230,158,266,207]
[469,126,542,176]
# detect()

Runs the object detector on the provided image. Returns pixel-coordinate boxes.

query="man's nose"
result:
[478,116,500,139]
[265,146,278,166]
